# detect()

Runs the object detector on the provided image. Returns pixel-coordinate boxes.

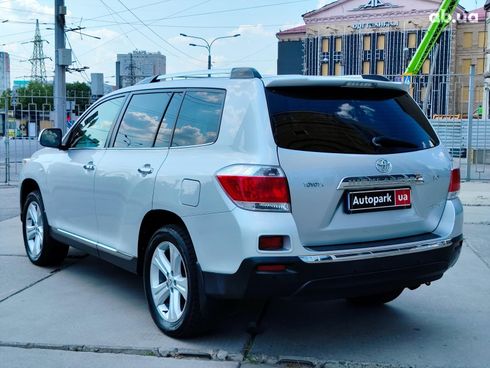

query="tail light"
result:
[216,165,290,212]
[448,168,460,199]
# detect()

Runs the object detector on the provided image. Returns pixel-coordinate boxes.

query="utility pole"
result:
[54,0,71,133]
[466,64,476,181]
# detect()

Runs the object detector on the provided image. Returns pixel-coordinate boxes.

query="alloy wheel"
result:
[150,241,188,323]
[25,201,44,259]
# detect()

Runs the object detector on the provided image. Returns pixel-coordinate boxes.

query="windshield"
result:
[265,86,439,154]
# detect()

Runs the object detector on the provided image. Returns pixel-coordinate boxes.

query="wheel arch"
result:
[137,209,191,275]
[20,178,41,221]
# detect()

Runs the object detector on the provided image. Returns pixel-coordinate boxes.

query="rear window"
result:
[265,86,439,154]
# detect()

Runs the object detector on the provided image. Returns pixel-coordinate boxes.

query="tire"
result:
[143,224,212,338]
[22,190,69,266]
[347,288,404,306]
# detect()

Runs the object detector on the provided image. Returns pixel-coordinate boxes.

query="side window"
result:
[154,93,183,148]
[171,90,225,147]
[114,92,172,148]
[70,96,125,148]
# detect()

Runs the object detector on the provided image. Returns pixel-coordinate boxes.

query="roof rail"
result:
[138,67,262,84]
[361,75,390,82]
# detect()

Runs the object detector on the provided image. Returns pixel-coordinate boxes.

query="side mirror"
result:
[39,128,63,149]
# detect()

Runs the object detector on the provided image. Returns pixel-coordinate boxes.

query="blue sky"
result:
[0,0,485,84]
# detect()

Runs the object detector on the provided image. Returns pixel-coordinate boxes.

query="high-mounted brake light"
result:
[448,168,460,199]
[216,165,291,212]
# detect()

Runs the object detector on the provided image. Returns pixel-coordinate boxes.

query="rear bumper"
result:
[202,235,463,299]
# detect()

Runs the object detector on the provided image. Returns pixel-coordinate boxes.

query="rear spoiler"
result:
[263,76,406,91]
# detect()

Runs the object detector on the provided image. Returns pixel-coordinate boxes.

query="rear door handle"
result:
[138,164,154,175]
[83,161,95,171]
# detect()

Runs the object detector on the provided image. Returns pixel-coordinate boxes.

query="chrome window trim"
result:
[169,141,216,150]
[105,147,169,151]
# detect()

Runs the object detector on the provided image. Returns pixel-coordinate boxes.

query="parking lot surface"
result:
[0,182,489,367]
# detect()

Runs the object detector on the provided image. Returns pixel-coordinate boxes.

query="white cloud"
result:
[233,24,274,38]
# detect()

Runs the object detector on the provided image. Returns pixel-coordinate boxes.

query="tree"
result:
[13,82,53,111]
[0,89,12,110]
[1,81,91,113]
[66,82,91,114]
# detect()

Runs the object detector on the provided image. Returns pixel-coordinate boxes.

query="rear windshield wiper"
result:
[372,136,419,149]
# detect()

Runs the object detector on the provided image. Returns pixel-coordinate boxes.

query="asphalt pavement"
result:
[0,182,489,367]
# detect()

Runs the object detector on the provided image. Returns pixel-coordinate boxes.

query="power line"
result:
[87,0,175,22]
[74,0,310,25]
[85,23,287,30]
[0,29,52,38]
[163,0,212,19]
[65,33,90,83]
[81,0,193,63]
[150,0,312,21]
[116,0,203,62]
[99,0,139,50]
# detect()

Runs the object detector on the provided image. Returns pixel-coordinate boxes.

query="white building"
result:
[116,50,166,88]
[0,52,11,93]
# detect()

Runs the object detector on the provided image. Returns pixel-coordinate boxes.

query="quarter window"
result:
[114,93,171,148]
[171,90,225,147]
[70,96,125,148]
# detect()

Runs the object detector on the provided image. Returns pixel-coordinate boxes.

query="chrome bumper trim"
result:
[299,238,453,264]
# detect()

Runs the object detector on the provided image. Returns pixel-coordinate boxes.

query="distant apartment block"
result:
[116,50,166,88]
[0,52,11,93]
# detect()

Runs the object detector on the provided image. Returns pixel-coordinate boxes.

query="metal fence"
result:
[385,73,485,119]
[1,96,490,184]
[432,119,490,181]
[0,91,91,138]
[1,92,92,184]
[0,136,42,184]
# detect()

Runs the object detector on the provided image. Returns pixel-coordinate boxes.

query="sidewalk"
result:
[0,182,489,367]
[0,185,19,222]
[460,182,490,206]
[460,182,490,226]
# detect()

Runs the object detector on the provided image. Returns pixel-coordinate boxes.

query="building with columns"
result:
[277,0,485,118]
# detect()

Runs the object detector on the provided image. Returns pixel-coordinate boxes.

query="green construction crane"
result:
[404,0,460,76]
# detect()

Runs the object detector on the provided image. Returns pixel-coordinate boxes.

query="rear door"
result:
[266,85,451,246]
[94,91,183,258]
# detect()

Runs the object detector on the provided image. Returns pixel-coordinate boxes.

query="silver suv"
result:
[20,68,463,337]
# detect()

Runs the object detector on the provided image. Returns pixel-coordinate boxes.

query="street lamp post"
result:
[180,33,241,72]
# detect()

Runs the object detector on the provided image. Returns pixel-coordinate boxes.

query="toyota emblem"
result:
[375,159,392,173]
